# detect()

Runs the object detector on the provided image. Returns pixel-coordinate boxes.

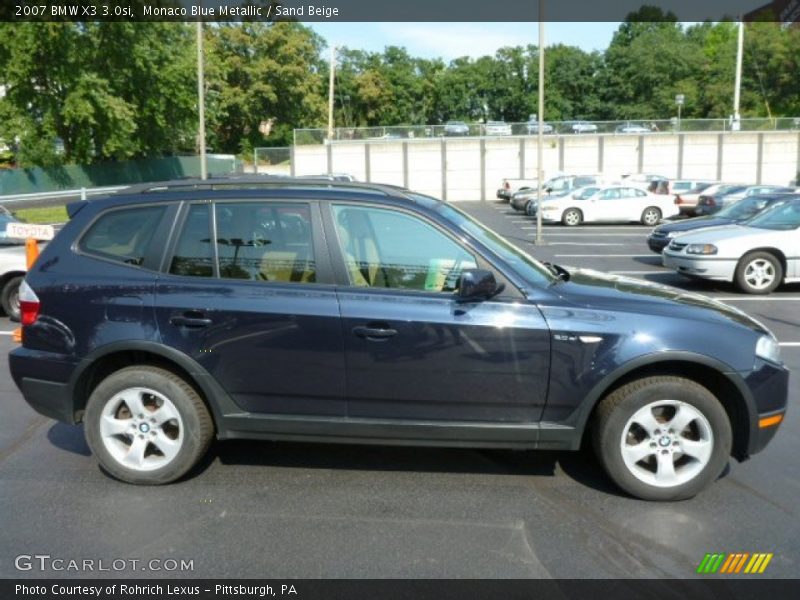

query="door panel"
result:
[155,201,346,417]
[340,292,550,422]
[326,203,551,423]
[155,280,345,416]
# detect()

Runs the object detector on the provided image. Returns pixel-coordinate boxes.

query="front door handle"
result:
[170,312,213,328]
[353,324,398,341]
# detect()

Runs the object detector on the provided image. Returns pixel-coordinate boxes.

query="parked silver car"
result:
[484,121,512,136]
[663,195,800,294]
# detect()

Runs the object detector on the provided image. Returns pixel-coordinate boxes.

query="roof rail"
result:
[121,176,411,199]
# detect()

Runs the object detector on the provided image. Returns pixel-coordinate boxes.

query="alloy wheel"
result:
[99,387,184,472]
[620,400,714,488]
[743,259,776,290]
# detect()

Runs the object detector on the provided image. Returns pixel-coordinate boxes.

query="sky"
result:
[308,22,622,60]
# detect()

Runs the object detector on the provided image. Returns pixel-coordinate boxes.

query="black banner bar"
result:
[0,0,797,23]
[4,579,800,600]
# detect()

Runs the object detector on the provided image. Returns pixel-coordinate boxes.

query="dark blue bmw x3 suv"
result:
[9,179,789,500]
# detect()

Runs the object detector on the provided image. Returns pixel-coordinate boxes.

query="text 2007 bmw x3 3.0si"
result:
[9,179,789,501]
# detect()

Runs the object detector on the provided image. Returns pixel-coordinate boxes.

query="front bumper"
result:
[647,235,670,253]
[662,251,736,281]
[741,358,790,457]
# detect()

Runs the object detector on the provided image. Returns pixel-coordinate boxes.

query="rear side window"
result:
[215,202,316,283]
[79,206,166,266]
[170,204,213,277]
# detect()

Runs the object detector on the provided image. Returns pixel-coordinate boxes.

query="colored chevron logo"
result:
[696,552,774,574]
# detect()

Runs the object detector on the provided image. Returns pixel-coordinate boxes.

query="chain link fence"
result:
[294,118,800,146]
[252,147,291,174]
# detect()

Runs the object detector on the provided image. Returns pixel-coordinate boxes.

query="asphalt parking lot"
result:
[0,201,797,579]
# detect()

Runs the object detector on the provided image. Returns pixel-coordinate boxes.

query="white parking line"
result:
[714,297,800,302]
[0,331,14,336]
[535,233,646,236]
[780,342,800,347]
[542,242,627,246]
[554,254,655,258]
[610,270,671,275]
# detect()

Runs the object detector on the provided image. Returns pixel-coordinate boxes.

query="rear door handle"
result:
[353,325,398,341]
[170,312,213,328]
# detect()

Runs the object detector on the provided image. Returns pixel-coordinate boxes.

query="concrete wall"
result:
[294,131,800,201]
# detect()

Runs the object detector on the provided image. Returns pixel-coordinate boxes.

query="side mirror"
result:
[456,269,503,302]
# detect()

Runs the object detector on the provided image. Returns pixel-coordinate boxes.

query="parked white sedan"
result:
[662,196,800,294]
[538,185,679,226]
[0,243,27,321]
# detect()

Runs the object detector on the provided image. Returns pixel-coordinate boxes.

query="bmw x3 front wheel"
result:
[593,376,732,501]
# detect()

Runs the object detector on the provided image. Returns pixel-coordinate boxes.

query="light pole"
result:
[196,21,207,180]
[535,1,545,246]
[327,46,336,143]
[675,94,684,132]
[732,18,744,131]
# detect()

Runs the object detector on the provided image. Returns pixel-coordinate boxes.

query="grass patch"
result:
[11,205,68,224]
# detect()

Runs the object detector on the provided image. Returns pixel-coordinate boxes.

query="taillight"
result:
[19,280,40,326]
[675,195,682,205]
[504,181,510,190]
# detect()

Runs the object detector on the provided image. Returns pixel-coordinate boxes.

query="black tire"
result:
[641,206,662,226]
[84,365,214,485]
[562,208,582,227]
[734,251,783,295]
[1,275,22,322]
[592,376,731,501]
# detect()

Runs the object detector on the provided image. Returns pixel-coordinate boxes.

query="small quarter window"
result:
[79,206,165,267]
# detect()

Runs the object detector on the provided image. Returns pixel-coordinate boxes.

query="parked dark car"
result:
[695,185,794,216]
[648,193,797,253]
[9,178,788,500]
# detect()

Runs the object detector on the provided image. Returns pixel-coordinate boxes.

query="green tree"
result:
[0,22,197,166]
[204,22,326,151]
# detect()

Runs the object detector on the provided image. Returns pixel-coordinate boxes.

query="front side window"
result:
[332,205,476,292]
[79,205,166,266]
[215,202,316,283]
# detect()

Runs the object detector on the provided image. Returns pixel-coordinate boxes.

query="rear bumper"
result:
[496,189,511,201]
[9,347,79,424]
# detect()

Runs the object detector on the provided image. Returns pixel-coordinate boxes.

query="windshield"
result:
[415,198,555,287]
[746,201,800,230]
[717,196,776,220]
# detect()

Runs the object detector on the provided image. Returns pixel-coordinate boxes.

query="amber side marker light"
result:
[12,328,22,343]
[759,414,784,428]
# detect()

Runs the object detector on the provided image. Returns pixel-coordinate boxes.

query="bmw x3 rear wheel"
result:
[593,376,731,501]
[85,366,213,485]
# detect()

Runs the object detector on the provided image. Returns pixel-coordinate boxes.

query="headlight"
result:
[686,243,718,255]
[755,334,782,364]
[665,231,678,238]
